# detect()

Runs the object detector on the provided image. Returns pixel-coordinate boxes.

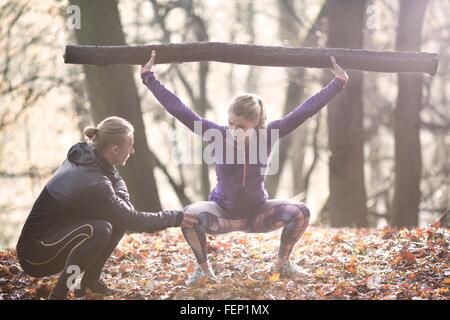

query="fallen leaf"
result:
[268,272,280,282]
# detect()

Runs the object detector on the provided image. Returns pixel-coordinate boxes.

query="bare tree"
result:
[69,0,162,211]
[0,1,66,181]
[148,0,213,200]
[327,0,368,227]
[391,0,429,226]
[265,1,328,198]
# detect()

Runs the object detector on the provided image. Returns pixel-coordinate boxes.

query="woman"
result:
[140,51,348,285]
[16,116,198,299]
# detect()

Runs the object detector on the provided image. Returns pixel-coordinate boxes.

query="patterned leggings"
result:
[181,199,310,264]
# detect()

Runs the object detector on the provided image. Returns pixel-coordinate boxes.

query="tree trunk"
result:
[265,0,327,198]
[391,0,429,227]
[327,0,368,227]
[177,5,212,201]
[64,43,438,75]
[69,0,162,211]
[243,2,259,93]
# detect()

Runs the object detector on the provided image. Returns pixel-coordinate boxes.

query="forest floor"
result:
[0,224,449,300]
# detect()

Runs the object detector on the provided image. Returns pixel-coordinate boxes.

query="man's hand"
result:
[180,211,199,228]
[330,56,348,82]
[141,50,156,76]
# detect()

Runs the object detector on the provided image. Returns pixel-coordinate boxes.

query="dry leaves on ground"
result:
[0,224,449,300]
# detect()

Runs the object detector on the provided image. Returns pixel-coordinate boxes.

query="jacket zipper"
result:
[225,136,247,188]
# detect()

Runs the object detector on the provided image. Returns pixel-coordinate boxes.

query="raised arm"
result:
[268,56,348,138]
[140,50,221,136]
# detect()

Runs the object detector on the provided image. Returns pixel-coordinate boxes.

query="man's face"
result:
[112,133,135,166]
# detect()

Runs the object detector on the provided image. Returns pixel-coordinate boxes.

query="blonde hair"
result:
[84,116,134,151]
[228,93,267,128]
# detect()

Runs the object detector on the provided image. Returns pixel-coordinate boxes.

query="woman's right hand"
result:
[141,50,156,76]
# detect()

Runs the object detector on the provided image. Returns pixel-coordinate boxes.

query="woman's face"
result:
[110,133,135,166]
[228,111,258,142]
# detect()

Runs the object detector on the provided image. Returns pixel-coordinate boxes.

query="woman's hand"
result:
[180,211,199,228]
[330,56,348,82]
[141,50,156,76]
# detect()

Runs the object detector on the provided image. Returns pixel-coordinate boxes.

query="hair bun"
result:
[84,126,98,140]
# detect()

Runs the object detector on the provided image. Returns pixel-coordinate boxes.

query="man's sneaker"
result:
[275,261,311,278]
[185,264,217,286]
[47,291,67,300]
[74,279,118,298]
[89,279,118,295]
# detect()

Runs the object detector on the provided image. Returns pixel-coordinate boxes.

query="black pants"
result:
[19,220,124,297]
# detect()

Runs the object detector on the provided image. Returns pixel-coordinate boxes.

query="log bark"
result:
[64,42,438,75]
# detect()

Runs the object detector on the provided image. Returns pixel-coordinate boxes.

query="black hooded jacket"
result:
[16,142,183,255]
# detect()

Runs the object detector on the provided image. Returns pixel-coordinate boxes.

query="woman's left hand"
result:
[330,56,348,82]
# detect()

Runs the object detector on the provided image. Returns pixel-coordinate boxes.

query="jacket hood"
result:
[67,142,96,165]
[67,142,115,175]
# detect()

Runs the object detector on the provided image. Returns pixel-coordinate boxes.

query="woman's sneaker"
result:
[185,264,217,286]
[275,261,311,278]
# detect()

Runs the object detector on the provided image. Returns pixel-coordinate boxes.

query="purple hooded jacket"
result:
[142,71,346,218]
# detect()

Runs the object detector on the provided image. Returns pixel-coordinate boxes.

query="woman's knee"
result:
[297,203,311,222]
[183,201,206,213]
[184,201,225,216]
[284,201,310,224]
[88,220,113,243]
[183,202,224,234]
[181,211,221,235]
[198,212,221,234]
[180,204,200,231]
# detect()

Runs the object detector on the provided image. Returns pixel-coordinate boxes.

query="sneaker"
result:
[74,279,118,298]
[47,291,67,300]
[275,261,311,278]
[185,264,217,286]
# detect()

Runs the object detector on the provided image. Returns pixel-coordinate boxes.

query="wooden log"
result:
[64,42,438,75]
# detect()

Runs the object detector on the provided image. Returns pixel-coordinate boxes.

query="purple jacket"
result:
[142,71,346,217]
